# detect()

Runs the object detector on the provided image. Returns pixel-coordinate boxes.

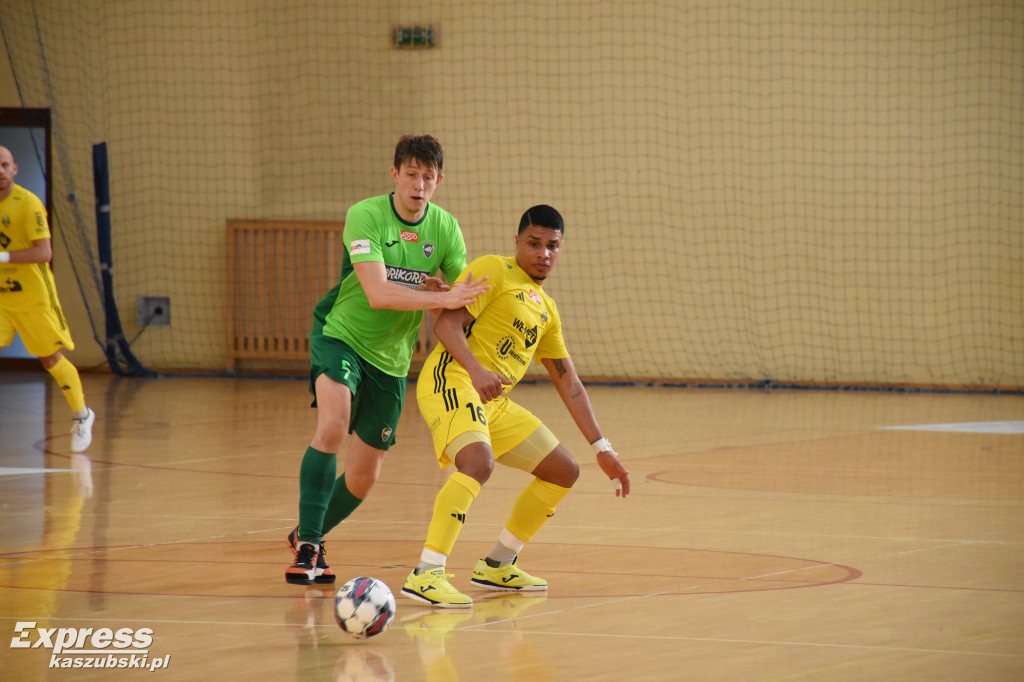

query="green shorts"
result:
[309,332,405,450]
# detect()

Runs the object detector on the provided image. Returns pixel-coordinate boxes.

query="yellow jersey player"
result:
[0,146,95,452]
[403,204,630,607]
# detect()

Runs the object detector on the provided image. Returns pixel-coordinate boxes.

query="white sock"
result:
[416,547,447,574]
[485,528,524,567]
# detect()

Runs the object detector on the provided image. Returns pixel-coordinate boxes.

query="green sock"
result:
[321,473,364,535]
[297,446,336,543]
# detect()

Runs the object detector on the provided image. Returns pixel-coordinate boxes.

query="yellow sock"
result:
[46,356,86,414]
[505,478,571,544]
[424,472,481,556]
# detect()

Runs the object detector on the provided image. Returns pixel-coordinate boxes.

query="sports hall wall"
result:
[1,2,1021,388]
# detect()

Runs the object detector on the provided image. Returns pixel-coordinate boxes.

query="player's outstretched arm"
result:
[419,274,452,320]
[541,356,631,498]
[433,306,511,403]
[355,261,488,311]
[0,238,52,264]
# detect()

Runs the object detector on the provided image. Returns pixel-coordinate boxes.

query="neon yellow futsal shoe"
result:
[401,568,473,608]
[470,558,548,592]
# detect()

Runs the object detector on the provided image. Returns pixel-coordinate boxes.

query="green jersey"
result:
[321,194,467,377]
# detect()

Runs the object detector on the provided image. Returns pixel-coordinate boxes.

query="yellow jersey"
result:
[435,254,568,391]
[0,185,57,312]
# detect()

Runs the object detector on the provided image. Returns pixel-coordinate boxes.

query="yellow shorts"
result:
[416,367,559,472]
[0,304,74,357]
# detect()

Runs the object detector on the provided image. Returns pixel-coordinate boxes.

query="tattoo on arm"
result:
[553,359,583,399]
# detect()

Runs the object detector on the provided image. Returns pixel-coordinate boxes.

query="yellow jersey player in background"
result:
[403,204,630,607]
[0,145,94,452]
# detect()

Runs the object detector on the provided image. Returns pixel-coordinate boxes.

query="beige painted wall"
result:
[1,1,1021,386]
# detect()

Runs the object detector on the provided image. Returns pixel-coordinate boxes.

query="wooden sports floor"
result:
[1,369,1022,681]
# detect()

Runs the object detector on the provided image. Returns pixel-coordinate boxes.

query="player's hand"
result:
[596,449,630,498]
[442,272,489,309]
[419,275,451,293]
[470,368,513,404]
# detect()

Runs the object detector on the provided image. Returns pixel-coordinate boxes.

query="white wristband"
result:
[0,252,9,263]
[591,437,612,455]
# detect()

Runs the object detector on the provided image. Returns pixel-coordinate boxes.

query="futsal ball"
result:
[334,576,396,640]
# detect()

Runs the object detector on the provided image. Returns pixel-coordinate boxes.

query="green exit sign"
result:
[392,25,438,48]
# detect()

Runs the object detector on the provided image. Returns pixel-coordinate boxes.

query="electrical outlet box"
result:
[137,296,171,326]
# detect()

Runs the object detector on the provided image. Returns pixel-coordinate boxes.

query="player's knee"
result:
[39,350,63,370]
[310,426,346,453]
[540,450,579,488]
[345,469,376,498]
[550,457,579,488]
[454,446,494,484]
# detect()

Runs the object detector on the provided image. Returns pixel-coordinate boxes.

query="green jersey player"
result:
[286,134,488,585]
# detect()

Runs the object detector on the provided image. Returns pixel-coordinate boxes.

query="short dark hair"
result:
[394,134,444,174]
[518,205,564,235]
